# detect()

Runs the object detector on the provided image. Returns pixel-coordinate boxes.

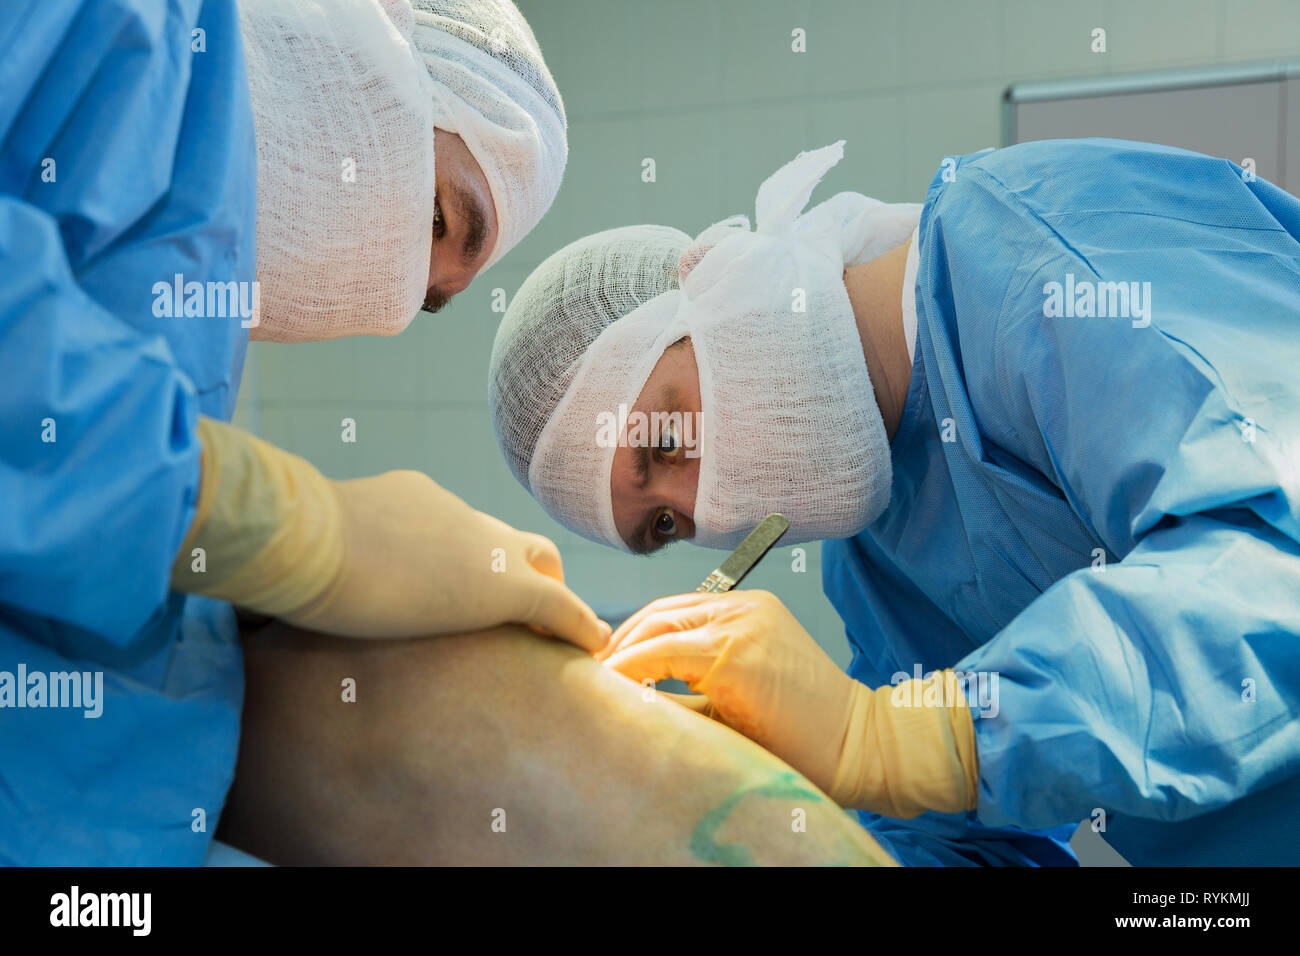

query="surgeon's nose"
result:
[656,457,700,523]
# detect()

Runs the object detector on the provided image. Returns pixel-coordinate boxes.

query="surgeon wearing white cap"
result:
[489,139,1300,867]
[244,0,569,335]
[0,0,596,865]
[169,0,598,650]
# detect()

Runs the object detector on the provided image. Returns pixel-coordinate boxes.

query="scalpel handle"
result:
[694,514,790,593]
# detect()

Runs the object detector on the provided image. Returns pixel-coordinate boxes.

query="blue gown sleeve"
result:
[0,198,202,645]
[965,511,1300,829]
[844,647,1078,865]
[942,139,1300,830]
[0,0,205,645]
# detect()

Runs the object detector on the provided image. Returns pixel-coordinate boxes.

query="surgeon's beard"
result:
[683,233,894,551]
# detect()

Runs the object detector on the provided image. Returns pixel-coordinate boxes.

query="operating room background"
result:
[232,0,1296,657]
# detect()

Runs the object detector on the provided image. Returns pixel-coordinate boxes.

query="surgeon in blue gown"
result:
[0,0,597,865]
[820,138,1300,866]
[0,0,256,866]
[518,137,1300,865]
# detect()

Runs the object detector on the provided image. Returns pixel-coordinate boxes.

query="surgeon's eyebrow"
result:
[448,182,489,266]
[633,445,652,489]
[626,508,664,555]
[422,187,490,313]
[621,446,657,552]
[629,384,680,492]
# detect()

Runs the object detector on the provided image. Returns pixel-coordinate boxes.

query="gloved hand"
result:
[598,590,978,816]
[171,417,610,651]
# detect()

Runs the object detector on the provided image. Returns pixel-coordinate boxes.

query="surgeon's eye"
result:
[658,425,681,460]
[432,200,446,238]
[653,510,678,540]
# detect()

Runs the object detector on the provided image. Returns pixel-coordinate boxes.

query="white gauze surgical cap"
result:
[491,143,922,550]
[240,0,566,342]
[489,225,693,487]
[410,0,567,269]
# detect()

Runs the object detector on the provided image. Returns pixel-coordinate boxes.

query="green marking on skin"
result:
[689,771,827,866]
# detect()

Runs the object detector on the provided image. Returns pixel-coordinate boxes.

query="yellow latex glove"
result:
[598,590,978,817]
[170,417,610,651]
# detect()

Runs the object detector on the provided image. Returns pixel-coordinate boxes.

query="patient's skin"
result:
[219,623,895,866]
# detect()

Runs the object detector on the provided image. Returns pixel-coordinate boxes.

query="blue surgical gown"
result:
[0,0,256,863]
[825,138,1300,866]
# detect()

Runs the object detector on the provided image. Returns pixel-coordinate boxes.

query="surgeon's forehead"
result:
[627,338,688,409]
